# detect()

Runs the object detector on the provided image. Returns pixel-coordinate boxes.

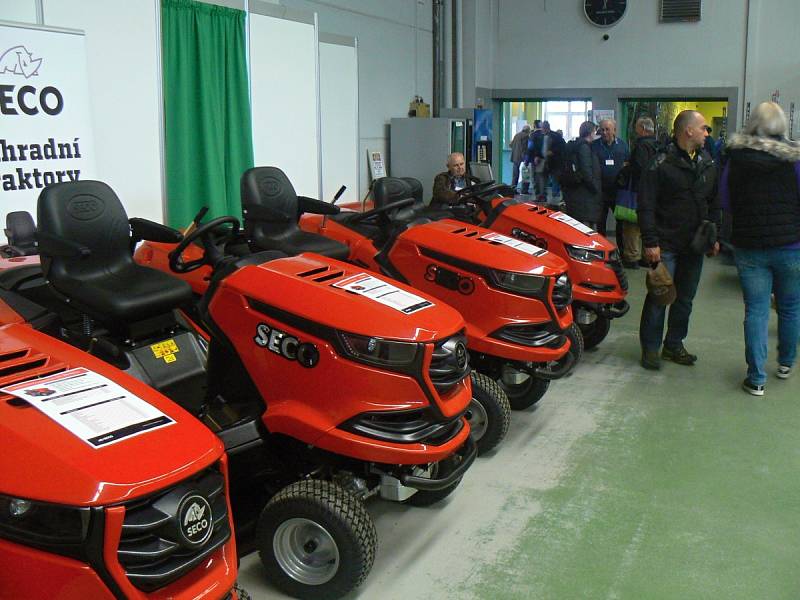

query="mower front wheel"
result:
[497,365,551,410]
[467,372,511,455]
[257,480,377,600]
[566,322,584,367]
[579,315,611,350]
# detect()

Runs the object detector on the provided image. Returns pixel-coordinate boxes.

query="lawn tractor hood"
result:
[220,253,466,342]
[0,324,223,507]
[399,219,569,277]
[502,203,616,252]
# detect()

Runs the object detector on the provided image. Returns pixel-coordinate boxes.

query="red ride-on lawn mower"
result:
[0,318,245,598]
[1,180,479,600]
[268,168,580,410]
[394,176,629,349]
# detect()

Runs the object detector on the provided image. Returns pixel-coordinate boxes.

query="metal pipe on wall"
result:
[454,0,463,108]
[432,0,443,116]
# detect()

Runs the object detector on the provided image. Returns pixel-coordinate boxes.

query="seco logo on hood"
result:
[177,494,214,548]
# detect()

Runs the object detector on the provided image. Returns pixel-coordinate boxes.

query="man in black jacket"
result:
[637,110,720,370]
[620,117,659,268]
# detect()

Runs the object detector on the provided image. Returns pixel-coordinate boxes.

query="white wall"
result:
[38,0,163,222]
[744,0,800,137]
[492,0,747,91]
[0,0,37,24]
[273,0,432,201]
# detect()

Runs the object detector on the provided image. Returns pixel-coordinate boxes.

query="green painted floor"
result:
[240,254,800,600]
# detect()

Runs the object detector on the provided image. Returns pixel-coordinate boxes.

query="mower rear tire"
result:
[566,322,584,367]
[579,315,611,350]
[257,479,377,600]
[403,455,464,507]
[498,366,551,410]
[467,372,510,455]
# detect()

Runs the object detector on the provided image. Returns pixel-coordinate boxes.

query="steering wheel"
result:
[453,182,515,205]
[168,216,240,273]
[349,197,417,224]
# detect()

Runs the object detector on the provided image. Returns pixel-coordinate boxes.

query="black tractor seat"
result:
[241,166,350,260]
[36,180,192,336]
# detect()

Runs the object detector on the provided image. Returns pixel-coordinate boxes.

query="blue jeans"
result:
[640,250,705,353]
[734,247,800,385]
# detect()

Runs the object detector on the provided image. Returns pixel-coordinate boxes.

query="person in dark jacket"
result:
[564,121,603,228]
[720,102,800,395]
[637,110,720,370]
[619,117,659,268]
[432,152,474,205]
[591,118,630,236]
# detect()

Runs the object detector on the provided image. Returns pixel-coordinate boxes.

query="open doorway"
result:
[499,100,592,186]
[619,98,729,148]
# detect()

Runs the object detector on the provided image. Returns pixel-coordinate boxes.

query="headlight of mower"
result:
[0,493,91,558]
[565,244,605,263]
[489,269,547,296]
[338,332,420,367]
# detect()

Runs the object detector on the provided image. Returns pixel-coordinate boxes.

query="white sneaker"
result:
[776,365,792,379]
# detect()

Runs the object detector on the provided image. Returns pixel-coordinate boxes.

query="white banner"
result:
[0,23,96,234]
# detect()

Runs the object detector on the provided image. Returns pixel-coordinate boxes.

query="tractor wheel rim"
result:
[466,397,488,441]
[273,518,340,585]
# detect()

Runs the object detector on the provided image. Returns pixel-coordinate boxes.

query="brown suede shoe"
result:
[662,344,697,365]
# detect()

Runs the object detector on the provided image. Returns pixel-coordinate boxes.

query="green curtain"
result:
[161,0,253,227]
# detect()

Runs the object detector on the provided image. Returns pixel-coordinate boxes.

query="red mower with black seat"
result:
[0,180,479,600]
[0,295,246,599]
[382,176,629,350]
[244,167,580,410]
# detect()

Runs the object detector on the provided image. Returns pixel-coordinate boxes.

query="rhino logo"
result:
[0,46,43,79]
[183,502,206,525]
[177,494,213,547]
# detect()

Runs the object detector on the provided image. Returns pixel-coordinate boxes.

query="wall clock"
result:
[584,0,627,27]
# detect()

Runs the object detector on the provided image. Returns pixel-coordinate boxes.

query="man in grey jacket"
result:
[509,124,531,190]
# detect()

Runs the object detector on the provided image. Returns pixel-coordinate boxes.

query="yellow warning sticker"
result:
[151,339,179,363]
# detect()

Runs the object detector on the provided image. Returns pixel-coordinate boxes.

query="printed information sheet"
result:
[2,368,174,448]
[548,211,597,235]
[333,273,433,314]
[481,232,548,256]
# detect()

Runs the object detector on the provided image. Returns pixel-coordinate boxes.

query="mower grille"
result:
[491,322,566,348]
[117,466,230,592]
[606,249,629,291]
[0,347,67,401]
[551,273,573,310]
[428,332,470,393]
[342,409,464,445]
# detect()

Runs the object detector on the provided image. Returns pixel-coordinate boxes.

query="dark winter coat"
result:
[724,133,800,249]
[629,136,659,192]
[564,139,603,224]
[638,142,719,253]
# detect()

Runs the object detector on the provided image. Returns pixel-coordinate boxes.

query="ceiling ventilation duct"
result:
[660,0,701,23]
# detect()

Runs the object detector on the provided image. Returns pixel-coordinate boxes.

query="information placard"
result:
[1,368,174,448]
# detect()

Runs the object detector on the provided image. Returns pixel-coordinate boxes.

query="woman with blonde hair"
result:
[721,101,800,395]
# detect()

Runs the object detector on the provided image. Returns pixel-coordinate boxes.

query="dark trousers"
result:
[512,162,521,188]
[598,189,615,236]
[639,249,704,352]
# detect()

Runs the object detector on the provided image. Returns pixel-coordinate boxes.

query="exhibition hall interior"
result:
[1,1,799,599]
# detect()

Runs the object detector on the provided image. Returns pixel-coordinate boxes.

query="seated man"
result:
[432,152,475,205]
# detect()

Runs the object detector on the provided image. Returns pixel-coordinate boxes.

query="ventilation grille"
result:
[660,0,701,23]
[297,265,346,283]
[0,348,67,401]
[428,331,470,392]
[118,466,230,592]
